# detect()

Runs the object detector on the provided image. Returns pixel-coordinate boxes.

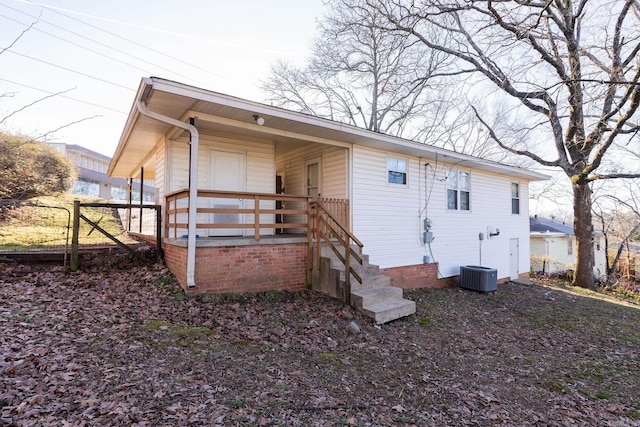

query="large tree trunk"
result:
[572,182,595,289]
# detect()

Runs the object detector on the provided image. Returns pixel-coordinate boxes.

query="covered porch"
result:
[108,78,359,294]
[162,188,357,296]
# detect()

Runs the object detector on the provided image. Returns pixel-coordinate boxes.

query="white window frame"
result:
[511,182,520,215]
[386,156,407,186]
[446,169,470,211]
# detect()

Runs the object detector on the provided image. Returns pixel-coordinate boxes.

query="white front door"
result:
[209,150,245,236]
[509,238,519,280]
[305,157,322,198]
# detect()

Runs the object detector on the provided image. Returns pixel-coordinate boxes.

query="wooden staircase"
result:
[314,245,416,324]
[308,200,415,324]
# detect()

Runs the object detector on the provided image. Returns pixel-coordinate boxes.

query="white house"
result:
[530,216,607,278]
[108,77,547,322]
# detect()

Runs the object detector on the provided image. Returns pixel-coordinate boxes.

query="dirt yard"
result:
[1,259,639,426]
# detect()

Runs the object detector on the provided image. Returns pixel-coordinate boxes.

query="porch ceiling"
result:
[108,77,549,182]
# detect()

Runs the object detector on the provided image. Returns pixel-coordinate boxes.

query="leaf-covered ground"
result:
[1,259,639,426]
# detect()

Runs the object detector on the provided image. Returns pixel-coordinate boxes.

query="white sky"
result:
[0,0,325,156]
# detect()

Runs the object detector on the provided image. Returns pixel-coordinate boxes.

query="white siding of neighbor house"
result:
[351,145,532,280]
[165,132,275,237]
[530,235,572,274]
[530,235,607,277]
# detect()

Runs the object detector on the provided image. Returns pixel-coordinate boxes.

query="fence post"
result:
[70,199,80,271]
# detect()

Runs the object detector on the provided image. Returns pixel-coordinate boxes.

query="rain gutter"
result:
[136,100,199,288]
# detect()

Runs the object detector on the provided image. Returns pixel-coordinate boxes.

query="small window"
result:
[567,239,573,255]
[447,169,470,211]
[511,183,520,214]
[387,157,407,185]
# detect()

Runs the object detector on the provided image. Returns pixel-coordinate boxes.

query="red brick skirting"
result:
[381,263,443,289]
[163,242,307,296]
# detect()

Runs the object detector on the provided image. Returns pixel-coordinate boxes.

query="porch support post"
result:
[136,100,199,288]
[139,167,144,233]
[127,178,133,232]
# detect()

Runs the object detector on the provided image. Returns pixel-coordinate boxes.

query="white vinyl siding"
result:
[275,143,347,199]
[530,235,607,277]
[155,137,165,206]
[323,148,348,198]
[275,144,348,232]
[168,133,273,193]
[352,145,532,280]
[166,132,275,237]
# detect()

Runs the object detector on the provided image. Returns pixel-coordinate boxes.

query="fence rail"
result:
[0,199,161,268]
[0,202,71,264]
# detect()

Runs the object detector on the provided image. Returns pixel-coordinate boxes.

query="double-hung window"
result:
[511,183,520,214]
[447,169,470,210]
[387,157,407,185]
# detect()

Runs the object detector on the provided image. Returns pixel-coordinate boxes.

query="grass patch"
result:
[142,320,215,351]
[0,194,131,250]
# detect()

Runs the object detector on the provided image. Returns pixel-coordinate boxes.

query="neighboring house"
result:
[108,77,547,321]
[530,215,607,278]
[47,142,155,201]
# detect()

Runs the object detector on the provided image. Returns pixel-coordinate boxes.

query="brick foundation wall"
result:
[381,263,442,289]
[163,242,307,296]
[376,262,531,290]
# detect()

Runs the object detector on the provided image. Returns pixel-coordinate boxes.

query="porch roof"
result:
[108,77,549,182]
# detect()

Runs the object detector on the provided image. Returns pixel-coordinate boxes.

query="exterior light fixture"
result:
[253,115,265,126]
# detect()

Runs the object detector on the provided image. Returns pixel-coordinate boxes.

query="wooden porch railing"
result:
[165,189,315,239]
[309,200,363,302]
[164,189,358,296]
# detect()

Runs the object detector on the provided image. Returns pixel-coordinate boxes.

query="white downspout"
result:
[136,100,199,288]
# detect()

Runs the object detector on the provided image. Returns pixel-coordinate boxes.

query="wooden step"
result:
[350,286,403,309]
[315,243,415,324]
[361,299,417,325]
[348,273,390,289]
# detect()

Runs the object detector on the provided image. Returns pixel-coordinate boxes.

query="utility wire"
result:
[0,12,153,75]
[19,0,295,58]
[4,50,134,91]
[14,0,228,81]
[0,4,209,83]
[0,78,128,114]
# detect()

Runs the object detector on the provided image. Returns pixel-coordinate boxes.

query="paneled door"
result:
[510,238,519,280]
[209,150,246,236]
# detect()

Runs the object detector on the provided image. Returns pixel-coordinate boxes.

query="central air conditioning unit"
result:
[460,265,497,294]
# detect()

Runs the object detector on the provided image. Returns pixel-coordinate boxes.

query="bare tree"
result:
[262,0,456,141]
[593,180,640,279]
[366,0,640,289]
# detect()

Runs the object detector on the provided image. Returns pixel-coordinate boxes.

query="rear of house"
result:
[109,77,547,303]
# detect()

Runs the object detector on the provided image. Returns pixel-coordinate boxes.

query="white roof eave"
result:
[109,77,550,182]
